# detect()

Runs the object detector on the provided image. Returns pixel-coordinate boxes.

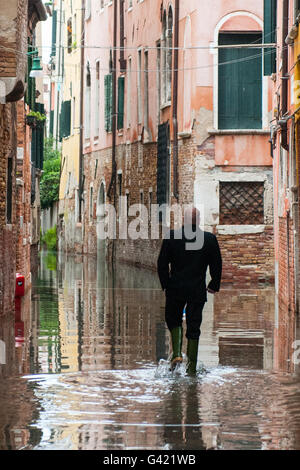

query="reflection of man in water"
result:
[157,207,222,374]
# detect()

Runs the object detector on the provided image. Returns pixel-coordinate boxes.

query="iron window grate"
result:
[219,181,264,225]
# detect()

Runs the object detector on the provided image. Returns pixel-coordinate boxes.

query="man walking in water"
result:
[157,207,222,375]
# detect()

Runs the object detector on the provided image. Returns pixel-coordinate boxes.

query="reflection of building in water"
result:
[273,298,300,374]
[0,376,41,450]
[36,252,167,375]
[80,256,167,371]
[213,288,275,369]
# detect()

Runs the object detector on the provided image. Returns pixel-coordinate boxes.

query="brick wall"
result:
[81,133,274,289]
[217,226,274,288]
[278,216,295,311]
[0,103,17,317]
[15,100,32,289]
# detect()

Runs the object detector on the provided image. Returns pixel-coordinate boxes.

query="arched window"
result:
[166,7,173,102]
[161,11,167,104]
[218,30,262,129]
[84,63,91,139]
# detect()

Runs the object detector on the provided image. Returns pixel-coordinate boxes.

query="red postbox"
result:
[15,273,25,297]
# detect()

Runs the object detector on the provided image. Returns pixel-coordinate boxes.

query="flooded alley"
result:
[0,252,300,451]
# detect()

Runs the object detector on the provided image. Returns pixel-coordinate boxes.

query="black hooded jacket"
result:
[157,226,222,301]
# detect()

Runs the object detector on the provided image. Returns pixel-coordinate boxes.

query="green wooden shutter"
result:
[263,0,277,76]
[104,74,112,132]
[218,33,262,130]
[50,110,54,136]
[117,76,125,130]
[51,10,57,57]
[59,100,71,140]
[25,51,36,110]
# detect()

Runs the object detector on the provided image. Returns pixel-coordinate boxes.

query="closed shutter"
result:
[117,76,125,130]
[104,74,112,132]
[218,33,262,130]
[51,10,57,57]
[263,0,277,76]
[26,51,36,110]
[50,110,54,136]
[157,122,170,206]
[59,100,71,140]
[36,103,45,170]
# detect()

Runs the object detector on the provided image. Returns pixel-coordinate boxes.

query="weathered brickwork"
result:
[81,130,274,289]
[217,226,274,288]
[278,217,296,311]
[0,103,17,317]
[16,100,32,288]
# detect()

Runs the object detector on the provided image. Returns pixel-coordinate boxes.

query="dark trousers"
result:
[165,289,206,340]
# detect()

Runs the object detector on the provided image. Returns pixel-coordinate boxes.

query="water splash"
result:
[154,355,207,379]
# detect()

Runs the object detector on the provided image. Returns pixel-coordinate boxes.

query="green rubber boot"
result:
[170,326,183,370]
[186,339,199,375]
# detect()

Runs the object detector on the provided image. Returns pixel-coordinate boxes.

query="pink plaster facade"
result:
[78,0,275,286]
[84,0,273,155]
[271,0,300,314]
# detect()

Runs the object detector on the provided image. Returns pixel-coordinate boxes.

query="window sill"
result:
[178,131,192,139]
[208,128,270,135]
[216,225,266,235]
[128,6,133,12]
[160,101,171,111]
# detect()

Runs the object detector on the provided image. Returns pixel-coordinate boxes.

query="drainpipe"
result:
[287,210,291,311]
[79,0,85,222]
[107,0,117,203]
[172,0,179,200]
[119,0,126,72]
[281,0,289,150]
[55,0,63,150]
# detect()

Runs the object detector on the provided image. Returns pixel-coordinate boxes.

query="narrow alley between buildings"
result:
[0,251,300,450]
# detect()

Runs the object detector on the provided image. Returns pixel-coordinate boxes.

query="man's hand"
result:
[207,288,216,294]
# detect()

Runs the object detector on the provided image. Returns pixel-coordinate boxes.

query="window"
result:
[148,190,153,220]
[6,157,13,224]
[85,0,91,20]
[60,100,71,140]
[295,0,300,20]
[104,73,112,132]
[156,41,161,122]
[166,8,173,102]
[117,76,125,130]
[218,32,262,130]
[90,187,93,219]
[72,96,76,134]
[144,50,149,131]
[85,64,91,139]
[137,49,142,124]
[161,12,167,104]
[101,0,104,9]
[128,0,132,9]
[95,61,100,137]
[219,181,264,225]
[263,0,277,75]
[118,172,122,196]
[67,18,72,53]
[127,57,132,127]
[126,192,130,216]
[157,122,170,206]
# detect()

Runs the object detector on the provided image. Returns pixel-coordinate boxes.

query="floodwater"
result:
[1,250,300,450]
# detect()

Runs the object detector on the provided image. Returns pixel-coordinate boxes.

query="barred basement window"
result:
[219,181,264,225]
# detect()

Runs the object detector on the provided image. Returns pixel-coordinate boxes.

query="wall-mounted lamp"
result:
[27,49,43,78]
